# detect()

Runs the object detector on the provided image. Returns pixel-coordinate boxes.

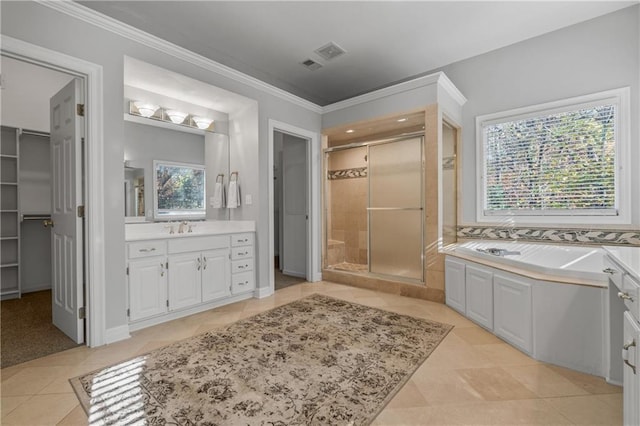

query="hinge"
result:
[76,103,85,117]
[78,306,86,319]
[166,261,169,269]
[126,266,129,275]
[166,300,169,307]
[126,308,130,317]
[77,205,85,218]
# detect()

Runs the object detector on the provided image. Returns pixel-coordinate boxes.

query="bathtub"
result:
[451,240,608,286]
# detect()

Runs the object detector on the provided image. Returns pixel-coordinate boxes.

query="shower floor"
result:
[327,262,368,273]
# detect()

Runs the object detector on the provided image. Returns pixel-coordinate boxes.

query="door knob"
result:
[43,219,54,228]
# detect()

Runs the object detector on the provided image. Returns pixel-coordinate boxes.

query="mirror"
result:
[124,166,145,218]
[124,121,230,222]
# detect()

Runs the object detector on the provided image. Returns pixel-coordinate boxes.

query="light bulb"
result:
[133,101,159,118]
[192,116,213,130]
[165,110,188,124]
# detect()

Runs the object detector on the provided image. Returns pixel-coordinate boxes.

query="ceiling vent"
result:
[300,58,323,71]
[315,42,346,61]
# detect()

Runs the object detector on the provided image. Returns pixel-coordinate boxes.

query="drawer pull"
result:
[238,265,246,269]
[203,257,207,270]
[239,281,248,286]
[618,292,635,302]
[197,258,201,271]
[160,263,165,277]
[603,267,616,274]
[139,248,156,253]
[623,339,636,375]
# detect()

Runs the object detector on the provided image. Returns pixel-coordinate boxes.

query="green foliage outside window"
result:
[484,104,616,213]
[156,163,205,214]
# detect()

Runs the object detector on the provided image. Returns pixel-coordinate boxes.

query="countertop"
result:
[125,220,255,242]
[603,246,640,281]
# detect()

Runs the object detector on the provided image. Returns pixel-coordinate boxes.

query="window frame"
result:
[475,87,630,225]
[153,160,206,221]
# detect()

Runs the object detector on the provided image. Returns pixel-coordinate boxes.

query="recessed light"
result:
[397,118,408,122]
[345,129,355,134]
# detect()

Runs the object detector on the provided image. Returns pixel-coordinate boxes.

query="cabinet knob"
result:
[618,292,635,302]
[603,267,616,274]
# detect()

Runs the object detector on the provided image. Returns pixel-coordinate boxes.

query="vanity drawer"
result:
[621,274,640,319]
[604,255,624,292]
[232,271,255,293]
[231,233,254,247]
[168,235,229,254]
[231,246,254,260]
[128,241,166,259]
[231,259,253,274]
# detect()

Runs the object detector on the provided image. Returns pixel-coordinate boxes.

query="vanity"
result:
[125,221,256,331]
[603,246,640,426]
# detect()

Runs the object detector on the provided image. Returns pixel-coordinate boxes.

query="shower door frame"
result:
[323,132,425,285]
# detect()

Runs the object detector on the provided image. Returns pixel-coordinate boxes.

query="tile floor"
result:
[0,281,622,425]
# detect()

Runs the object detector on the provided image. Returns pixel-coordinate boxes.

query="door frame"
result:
[1,35,106,347]
[268,120,321,293]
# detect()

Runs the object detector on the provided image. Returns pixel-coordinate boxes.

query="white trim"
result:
[268,120,321,297]
[323,72,467,113]
[1,35,106,347]
[36,0,322,114]
[253,286,274,299]
[475,87,632,226]
[104,325,131,344]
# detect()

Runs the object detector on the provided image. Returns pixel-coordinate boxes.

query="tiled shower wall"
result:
[326,147,368,266]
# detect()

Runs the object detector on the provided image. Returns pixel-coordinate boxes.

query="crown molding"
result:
[322,71,466,114]
[35,0,323,114]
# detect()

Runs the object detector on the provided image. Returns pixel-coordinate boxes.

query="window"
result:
[153,160,205,219]
[476,88,630,224]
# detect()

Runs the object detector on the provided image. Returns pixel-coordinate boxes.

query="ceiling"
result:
[79,1,636,106]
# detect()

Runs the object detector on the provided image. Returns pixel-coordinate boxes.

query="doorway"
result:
[0,55,87,367]
[273,131,309,290]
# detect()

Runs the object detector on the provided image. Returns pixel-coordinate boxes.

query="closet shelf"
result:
[0,182,18,186]
[0,237,18,241]
[0,154,18,159]
[0,210,18,213]
[0,263,19,268]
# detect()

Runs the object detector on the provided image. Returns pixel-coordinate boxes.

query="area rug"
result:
[70,294,452,425]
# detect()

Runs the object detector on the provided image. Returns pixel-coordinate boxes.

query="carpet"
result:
[1,290,81,368]
[70,294,452,425]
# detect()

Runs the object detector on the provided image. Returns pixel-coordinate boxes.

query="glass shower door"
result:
[368,137,423,281]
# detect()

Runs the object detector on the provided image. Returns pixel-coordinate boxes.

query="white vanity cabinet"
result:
[126,229,255,328]
[230,233,255,294]
[445,257,466,314]
[623,311,639,426]
[127,241,168,321]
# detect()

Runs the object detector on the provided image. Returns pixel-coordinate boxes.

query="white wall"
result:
[436,6,639,226]
[0,56,73,132]
[1,1,322,335]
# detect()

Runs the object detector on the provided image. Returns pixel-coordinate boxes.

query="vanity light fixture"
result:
[133,101,159,118]
[345,129,355,134]
[192,116,213,130]
[165,110,188,124]
[397,118,408,122]
[128,100,216,133]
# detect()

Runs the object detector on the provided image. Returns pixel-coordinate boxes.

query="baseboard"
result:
[254,286,273,299]
[21,284,52,293]
[104,325,131,344]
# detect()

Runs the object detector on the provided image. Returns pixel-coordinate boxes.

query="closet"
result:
[0,125,52,300]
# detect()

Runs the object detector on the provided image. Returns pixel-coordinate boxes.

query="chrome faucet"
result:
[178,221,189,234]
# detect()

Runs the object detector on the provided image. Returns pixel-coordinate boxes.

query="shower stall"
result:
[324,134,424,283]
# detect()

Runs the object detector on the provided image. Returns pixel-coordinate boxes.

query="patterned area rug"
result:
[70,294,452,425]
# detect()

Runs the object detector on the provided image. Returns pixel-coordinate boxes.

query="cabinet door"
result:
[168,253,202,311]
[128,257,167,321]
[494,274,532,354]
[623,312,640,426]
[202,248,230,302]
[445,257,466,314]
[466,264,493,330]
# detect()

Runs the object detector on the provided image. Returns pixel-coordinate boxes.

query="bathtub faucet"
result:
[476,248,521,257]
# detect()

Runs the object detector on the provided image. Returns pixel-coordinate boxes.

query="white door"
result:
[201,248,230,302]
[50,78,84,343]
[282,137,307,278]
[168,253,202,311]
[128,258,167,321]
